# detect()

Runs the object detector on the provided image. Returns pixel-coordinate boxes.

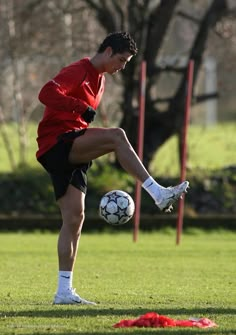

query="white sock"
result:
[57,271,73,294]
[142,176,165,204]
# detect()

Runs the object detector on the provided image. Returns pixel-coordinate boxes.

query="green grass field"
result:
[0,230,235,335]
[150,123,236,176]
[0,122,236,175]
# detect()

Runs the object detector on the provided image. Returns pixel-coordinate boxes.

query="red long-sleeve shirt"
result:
[36,57,105,158]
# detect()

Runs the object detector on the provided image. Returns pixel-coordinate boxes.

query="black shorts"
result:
[38,129,91,200]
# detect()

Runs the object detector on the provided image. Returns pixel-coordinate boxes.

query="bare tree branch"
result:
[0,107,16,171]
[153,92,219,104]
[144,0,180,72]
[176,10,201,24]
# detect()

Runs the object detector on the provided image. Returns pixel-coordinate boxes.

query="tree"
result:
[85,0,233,167]
[0,0,234,171]
[0,0,103,170]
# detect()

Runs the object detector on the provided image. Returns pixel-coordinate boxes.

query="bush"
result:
[0,164,235,215]
[0,168,56,214]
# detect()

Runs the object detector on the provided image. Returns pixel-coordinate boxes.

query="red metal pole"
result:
[176,60,194,245]
[133,60,146,242]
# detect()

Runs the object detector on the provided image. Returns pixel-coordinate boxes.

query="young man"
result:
[36,32,189,305]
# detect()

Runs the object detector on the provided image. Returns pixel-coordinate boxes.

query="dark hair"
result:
[97,31,138,55]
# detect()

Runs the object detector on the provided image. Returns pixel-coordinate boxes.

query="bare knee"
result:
[110,127,129,145]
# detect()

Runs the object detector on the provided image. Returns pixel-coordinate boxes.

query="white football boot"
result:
[53,288,96,305]
[156,181,190,213]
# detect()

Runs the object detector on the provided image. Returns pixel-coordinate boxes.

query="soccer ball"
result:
[99,190,135,225]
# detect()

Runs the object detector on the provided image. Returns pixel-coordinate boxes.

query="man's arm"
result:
[38,65,88,114]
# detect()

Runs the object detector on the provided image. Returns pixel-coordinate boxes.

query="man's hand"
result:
[81,106,96,123]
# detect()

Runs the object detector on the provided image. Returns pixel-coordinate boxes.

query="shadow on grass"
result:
[70,331,236,335]
[30,331,236,335]
[2,307,235,335]
[2,306,235,319]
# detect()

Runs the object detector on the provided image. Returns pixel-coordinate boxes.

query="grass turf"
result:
[0,122,236,174]
[0,229,235,335]
[150,122,236,177]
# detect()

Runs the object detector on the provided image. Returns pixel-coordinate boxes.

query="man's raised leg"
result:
[69,128,189,212]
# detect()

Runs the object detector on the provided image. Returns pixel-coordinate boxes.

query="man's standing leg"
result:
[53,185,96,305]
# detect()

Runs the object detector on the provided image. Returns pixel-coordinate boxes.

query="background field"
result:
[0,229,235,335]
[0,122,236,175]
[150,122,236,177]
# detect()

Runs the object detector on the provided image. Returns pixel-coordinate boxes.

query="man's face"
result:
[104,49,133,74]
